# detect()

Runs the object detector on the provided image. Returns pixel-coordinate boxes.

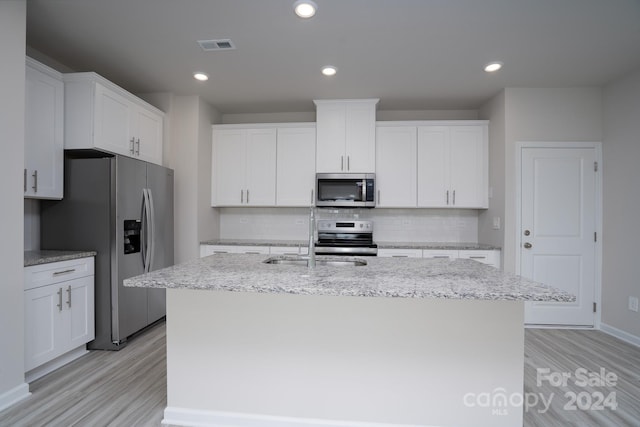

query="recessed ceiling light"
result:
[193,72,209,81]
[484,62,504,72]
[294,0,317,18]
[321,66,337,76]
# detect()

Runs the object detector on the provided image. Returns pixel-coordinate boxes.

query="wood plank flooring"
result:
[0,321,166,427]
[1,323,639,426]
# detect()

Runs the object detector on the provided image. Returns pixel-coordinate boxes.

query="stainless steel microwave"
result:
[316,173,375,208]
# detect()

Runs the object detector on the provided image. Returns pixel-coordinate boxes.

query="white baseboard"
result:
[600,322,640,348]
[25,346,89,383]
[162,407,436,427]
[0,382,30,412]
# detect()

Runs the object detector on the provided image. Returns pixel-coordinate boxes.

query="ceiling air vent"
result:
[197,39,236,51]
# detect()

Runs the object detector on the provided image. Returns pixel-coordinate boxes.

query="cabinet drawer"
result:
[25,257,95,290]
[422,250,459,259]
[270,246,301,255]
[377,248,423,258]
[458,250,499,268]
[200,245,270,256]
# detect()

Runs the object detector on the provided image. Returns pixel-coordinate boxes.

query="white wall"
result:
[500,88,603,272]
[478,91,506,256]
[168,95,221,263]
[222,109,478,124]
[602,69,640,338]
[0,0,30,410]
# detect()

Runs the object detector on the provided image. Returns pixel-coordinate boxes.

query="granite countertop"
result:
[25,250,97,267]
[125,254,572,302]
[200,240,500,250]
[377,242,500,250]
[200,239,306,247]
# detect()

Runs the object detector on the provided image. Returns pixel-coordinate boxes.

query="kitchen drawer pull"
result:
[213,251,228,254]
[57,288,63,312]
[469,256,486,259]
[244,251,261,254]
[32,170,38,193]
[433,256,450,259]
[66,285,72,308]
[53,268,76,276]
[392,255,409,258]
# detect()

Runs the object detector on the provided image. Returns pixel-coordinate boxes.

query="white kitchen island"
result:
[125,254,573,427]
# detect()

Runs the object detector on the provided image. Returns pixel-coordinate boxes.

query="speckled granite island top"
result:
[25,250,97,267]
[125,254,572,302]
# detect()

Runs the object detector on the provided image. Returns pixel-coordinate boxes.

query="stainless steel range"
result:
[315,219,378,256]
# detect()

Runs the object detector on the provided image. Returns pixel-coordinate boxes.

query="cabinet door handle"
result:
[247,189,249,204]
[66,285,72,308]
[24,169,27,192]
[446,190,449,205]
[130,137,136,154]
[135,138,141,155]
[32,170,38,193]
[311,189,314,204]
[378,190,380,205]
[453,190,456,205]
[53,268,76,276]
[341,156,344,171]
[347,156,350,171]
[57,288,63,312]
[240,189,244,203]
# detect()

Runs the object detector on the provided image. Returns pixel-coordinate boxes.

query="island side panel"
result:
[165,289,524,427]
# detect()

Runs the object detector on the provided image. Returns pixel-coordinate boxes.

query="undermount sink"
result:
[263,256,367,267]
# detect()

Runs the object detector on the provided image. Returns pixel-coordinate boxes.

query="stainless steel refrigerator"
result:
[41,151,174,350]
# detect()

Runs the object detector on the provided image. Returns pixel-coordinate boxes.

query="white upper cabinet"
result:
[276,126,316,206]
[24,58,64,199]
[315,99,378,173]
[212,127,277,206]
[64,73,164,165]
[375,126,417,207]
[417,123,488,208]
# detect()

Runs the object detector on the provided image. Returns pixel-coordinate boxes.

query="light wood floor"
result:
[1,323,639,426]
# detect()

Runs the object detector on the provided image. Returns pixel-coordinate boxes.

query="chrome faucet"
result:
[308,206,316,268]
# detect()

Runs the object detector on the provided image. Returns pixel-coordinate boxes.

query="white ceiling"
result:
[26,0,640,114]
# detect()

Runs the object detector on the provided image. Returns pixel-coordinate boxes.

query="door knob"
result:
[523,242,532,249]
[524,230,530,236]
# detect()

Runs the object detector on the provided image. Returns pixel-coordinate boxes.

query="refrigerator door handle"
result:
[141,188,152,273]
[147,188,156,273]
[141,188,147,271]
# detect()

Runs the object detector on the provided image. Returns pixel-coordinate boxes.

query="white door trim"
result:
[515,141,602,328]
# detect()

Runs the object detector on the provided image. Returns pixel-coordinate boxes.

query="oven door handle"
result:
[361,180,367,202]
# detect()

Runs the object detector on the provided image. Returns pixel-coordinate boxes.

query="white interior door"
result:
[521,146,597,326]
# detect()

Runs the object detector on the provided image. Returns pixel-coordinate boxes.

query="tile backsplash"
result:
[219,207,478,243]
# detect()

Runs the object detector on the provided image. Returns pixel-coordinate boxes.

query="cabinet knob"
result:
[524,230,531,236]
[523,242,532,249]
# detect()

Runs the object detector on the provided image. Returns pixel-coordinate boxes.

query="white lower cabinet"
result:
[458,250,500,269]
[377,248,422,258]
[422,249,460,260]
[200,245,271,257]
[24,257,95,379]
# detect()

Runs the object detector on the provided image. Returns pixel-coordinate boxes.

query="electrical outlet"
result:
[629,296,639,312]
[492,217,501,230]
